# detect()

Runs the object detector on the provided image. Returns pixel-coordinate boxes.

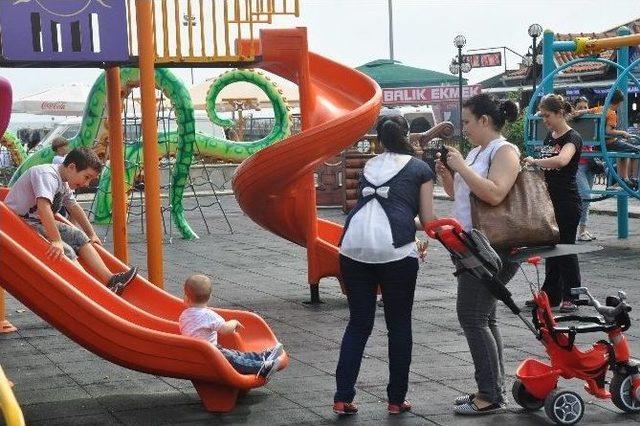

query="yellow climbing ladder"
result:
[126,0,300,64]
[0,365,25,426]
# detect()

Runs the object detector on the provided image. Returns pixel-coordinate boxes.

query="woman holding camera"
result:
[334,115,437,416]
[436,93,520,415]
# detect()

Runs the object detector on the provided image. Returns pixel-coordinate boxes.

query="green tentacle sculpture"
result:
[11,68,293,240]
[1,131,27,166]
[94,68,293,238]
[204,68,293,161]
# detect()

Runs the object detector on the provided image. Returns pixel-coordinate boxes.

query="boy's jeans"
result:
[217,346,273,374]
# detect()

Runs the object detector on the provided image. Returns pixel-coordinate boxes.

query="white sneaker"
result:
[258,357,281,381]
[266,343,284,363]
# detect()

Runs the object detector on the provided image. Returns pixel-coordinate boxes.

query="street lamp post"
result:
[528,24,543,96]
[388,0,394,60]
[452,35,471,151]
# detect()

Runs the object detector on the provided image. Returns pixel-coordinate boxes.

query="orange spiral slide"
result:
[233,29,382,302]
[0,187,288,413]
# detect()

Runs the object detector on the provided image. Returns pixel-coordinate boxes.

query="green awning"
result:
[356,59,465,88]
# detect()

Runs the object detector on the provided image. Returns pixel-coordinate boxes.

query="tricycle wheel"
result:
[610,373,640,413]
[512,379,544,410]
[543,388,584,425]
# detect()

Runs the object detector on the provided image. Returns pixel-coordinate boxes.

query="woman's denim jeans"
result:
[455,256,518,404]
[335,255,418,405]
[576,163,595,226]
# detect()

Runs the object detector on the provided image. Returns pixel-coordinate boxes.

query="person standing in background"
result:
[524,94,583,313]
[51,137,70,165]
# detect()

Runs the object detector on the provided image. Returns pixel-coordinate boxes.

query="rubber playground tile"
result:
[290,348,342,364]
[30,413,123,426]
[95,391,203,413]
[41,347,96,365]
[272,359,327,379]
[13,324,66,339]
[409,363,476,381]
[58,359,149,386]
[114,405,325,426]
[276,386,381,409]
[308,401,432,424]
[20,397,106,423]
[83,377,181,398]
[428,403,637,426]
[5,363,77,391]
[267,374,338,395]
[19,333,75,353]
[0,352,52,370]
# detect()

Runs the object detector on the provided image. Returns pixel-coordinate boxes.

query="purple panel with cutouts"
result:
[0,0,129,63]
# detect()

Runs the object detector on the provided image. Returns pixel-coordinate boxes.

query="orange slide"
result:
[233,29,382,302]
[0,188,288,413]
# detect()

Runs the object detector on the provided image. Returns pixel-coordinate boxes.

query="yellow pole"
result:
[0,289,16,334]
[106,67,129,264]
[135,0,164,288]
[575,34,640,55]
[0,364,25,426]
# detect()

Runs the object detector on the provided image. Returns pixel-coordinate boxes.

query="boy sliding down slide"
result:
[179,274,284,380]
[4,147,138,294]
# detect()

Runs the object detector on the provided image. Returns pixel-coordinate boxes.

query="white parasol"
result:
[12,83,91,116]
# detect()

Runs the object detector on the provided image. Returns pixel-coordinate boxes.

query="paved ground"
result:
[2,194,640,425]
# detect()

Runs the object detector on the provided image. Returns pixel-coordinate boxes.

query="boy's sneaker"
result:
[388,400,412,414]
[266,343,284,363]
[257,357,281,381]
[107,266,138,295]
[559,300,579,313]
[333,401,358,415]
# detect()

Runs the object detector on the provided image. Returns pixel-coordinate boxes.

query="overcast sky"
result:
[1,0,639,99]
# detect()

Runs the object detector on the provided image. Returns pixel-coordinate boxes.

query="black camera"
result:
[438,145,451,171]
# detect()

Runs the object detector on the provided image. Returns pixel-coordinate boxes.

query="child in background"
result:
[179,274,284,379]
[51,137,70,165]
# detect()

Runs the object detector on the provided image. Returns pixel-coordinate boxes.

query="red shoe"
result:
[333,401,358,415]
[388,400,412,414]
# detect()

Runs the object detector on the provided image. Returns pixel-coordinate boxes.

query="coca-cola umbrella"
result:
[12,83,91,116]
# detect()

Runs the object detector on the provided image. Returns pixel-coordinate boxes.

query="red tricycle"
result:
[425,218,640,425]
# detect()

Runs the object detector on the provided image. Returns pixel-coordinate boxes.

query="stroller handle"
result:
[424,218,463,238]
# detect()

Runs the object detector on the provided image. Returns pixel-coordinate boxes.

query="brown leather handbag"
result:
[470,166,560,250]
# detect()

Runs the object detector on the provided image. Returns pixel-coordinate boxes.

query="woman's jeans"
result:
[576,163,595,226]
[335,255,418,405]
[541,195,582,306]
[455,256,518,405]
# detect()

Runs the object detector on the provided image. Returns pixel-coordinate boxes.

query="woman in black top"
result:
[524,94,582,312]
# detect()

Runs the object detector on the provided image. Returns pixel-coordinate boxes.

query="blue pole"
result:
[541,30,555,95]
[616,26,630,239]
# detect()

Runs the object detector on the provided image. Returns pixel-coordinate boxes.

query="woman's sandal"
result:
[333,401,358,415]
[388,400,411,414]
[454,401,506,415]
[453,393,475,405]
[578,232,593,242]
